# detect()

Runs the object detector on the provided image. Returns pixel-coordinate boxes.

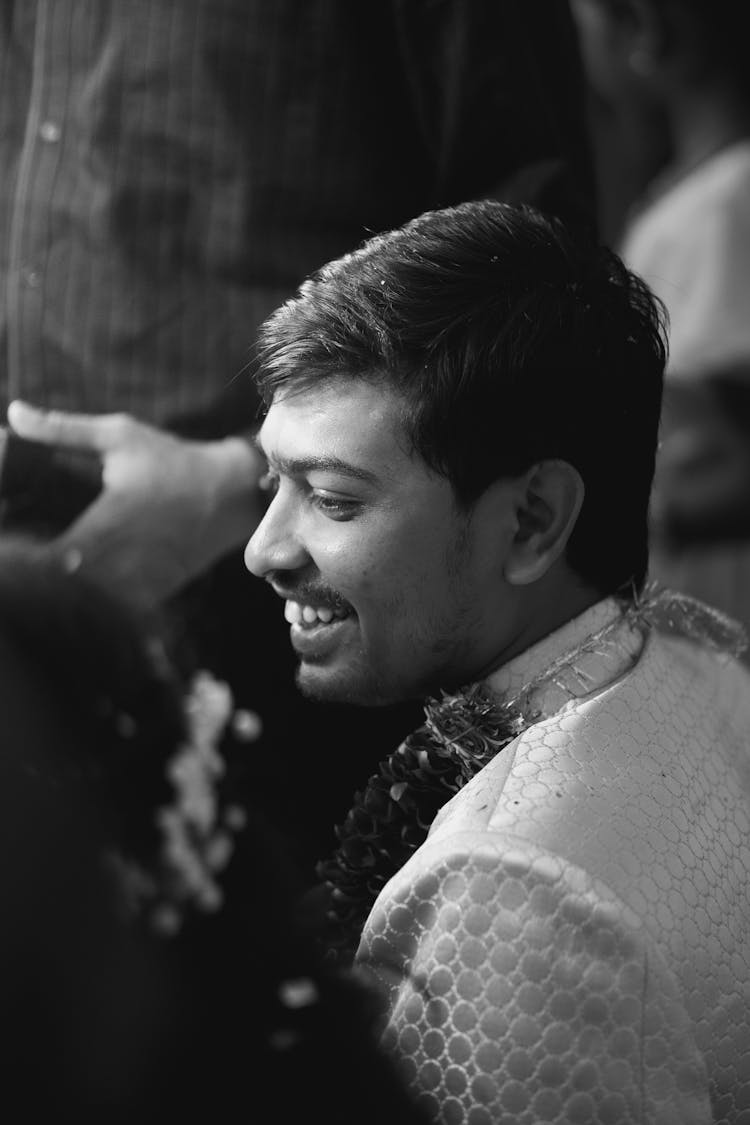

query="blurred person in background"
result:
[0,538,431,1124]
[0,0,596,877]
[570,0,750,653]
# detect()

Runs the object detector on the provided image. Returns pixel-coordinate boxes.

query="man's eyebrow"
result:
[253,438,380,486]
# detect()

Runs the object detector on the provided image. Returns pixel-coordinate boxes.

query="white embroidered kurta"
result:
[356,600,750,1124]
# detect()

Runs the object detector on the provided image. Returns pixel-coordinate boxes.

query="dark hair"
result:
[0,539,185,863]
[255,199,666,596]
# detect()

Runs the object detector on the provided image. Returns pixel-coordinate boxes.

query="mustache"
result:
[266,574,353,614]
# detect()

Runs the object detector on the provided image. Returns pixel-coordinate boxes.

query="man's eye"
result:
[311,491,358,518]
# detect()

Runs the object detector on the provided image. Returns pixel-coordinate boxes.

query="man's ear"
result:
[503,460,584,586]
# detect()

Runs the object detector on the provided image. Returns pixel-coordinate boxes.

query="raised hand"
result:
[7,401,265,607]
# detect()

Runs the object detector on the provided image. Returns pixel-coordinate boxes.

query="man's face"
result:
[244,379,520,706]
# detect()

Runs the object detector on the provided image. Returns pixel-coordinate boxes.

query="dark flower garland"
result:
[315,585,748,967]
[316,684,531,966]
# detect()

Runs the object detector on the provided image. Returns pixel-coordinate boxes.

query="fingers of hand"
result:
[7,401,137,453]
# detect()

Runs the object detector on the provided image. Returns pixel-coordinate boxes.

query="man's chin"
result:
[295,662,395,707]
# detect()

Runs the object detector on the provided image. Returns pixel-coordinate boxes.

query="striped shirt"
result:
[0,0,592,438]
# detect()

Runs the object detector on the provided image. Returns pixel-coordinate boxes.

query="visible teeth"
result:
[284,600,347,627]
[284,601,303,625]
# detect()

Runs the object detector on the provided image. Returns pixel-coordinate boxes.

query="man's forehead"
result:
[257,380,408,480]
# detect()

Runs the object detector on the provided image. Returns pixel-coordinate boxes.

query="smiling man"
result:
[250,377,591,707]
[245,201,750,1125]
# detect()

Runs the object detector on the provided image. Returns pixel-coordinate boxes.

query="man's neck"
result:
[471,580,604,687]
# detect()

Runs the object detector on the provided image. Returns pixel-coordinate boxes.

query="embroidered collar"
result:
[487,597,625,694]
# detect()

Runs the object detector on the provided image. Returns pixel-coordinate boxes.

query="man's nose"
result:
[244,495,309,578]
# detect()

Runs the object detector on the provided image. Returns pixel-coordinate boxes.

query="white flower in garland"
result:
[111,669,261,937]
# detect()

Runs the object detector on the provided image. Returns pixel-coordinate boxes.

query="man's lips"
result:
[282,598,356,660]
[270,580,354,623]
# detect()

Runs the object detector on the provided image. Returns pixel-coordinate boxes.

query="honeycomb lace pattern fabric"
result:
[356,594,750,1125]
